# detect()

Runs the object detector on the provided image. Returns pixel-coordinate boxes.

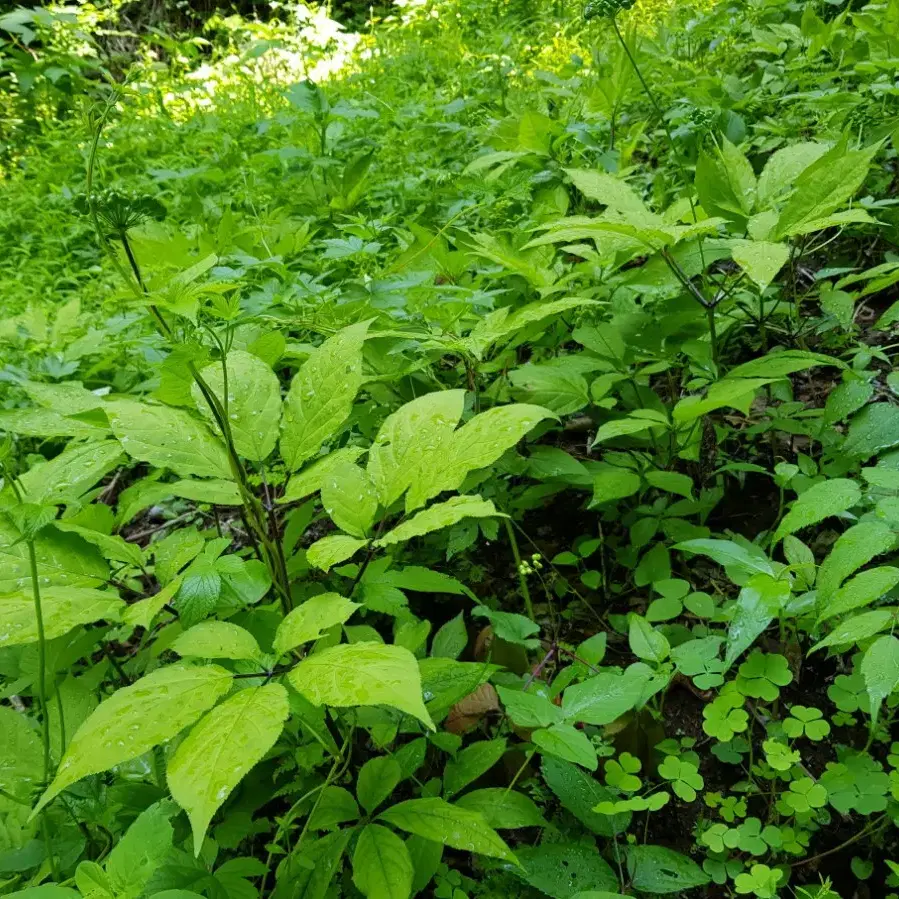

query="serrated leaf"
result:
[0,706,42,803]
[673,378,774,422]
[730,240,789,292]
[564,168,649,216]
[288,642,433,729]
[107,399,231,479]
[192,351,281,461]
[306,534,369,571]
[0,408,109,439]
[532,723,597,770]
[515,843,617,897]
[756,141,829,210]
[591,469,641,506]
[627,845,709,894]
[53,522,144,568]
[817,522,896,600]
[368,391,465,508]
[378,798,516,862]
[508,364,589,415]
[170,621,261,660]
[406,404,554,510]
[726,349,846,380]
[674,538,774,581]
[273,593,359,656]
[818,567,899,622]
[431,613,468,659]
[628,615,669,663]
[444,738,506,796]
[35,664,233,813]
[542,757,630,837]
[17,441,124,505]
[561,666,649,726]
[773,479,861,543]
[280,447,367,503]
[0,587,123,647]
[844,403,899,460]
[352,824,413,899]
[696,138,756,224]
[644,470,693,499]
[810,609,894,653]
[320,461,379,538]
[280,321,370,471]
[375,496,501,546]
[861,635,899,727]
[169,683,289,854]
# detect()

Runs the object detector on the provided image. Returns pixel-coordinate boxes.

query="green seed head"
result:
[584,0,637,20]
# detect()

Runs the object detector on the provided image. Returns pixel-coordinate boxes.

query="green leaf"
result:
[454,789,547,829]
[773,479,861,543]
[106,399,231,479]
[725,574,791,667]
[561,666,649,725]
[357,757,403,814]
[0,587,123,647]
[169,683,289,854]
[755,141,829,210]
[444,738,506,796]
[563,168,649,217]
[497,685,565,728]
[627,845,709,894]
[170,621,262,661]
[0,706,42,803]
[696,138,756,224]
[0,408,109,439]
[628,615,669,663]
[378,798,517,863]
[35,664,233,813]
[674,538,774,581]
[17,441,123,505]
[592,417,661,444]
[106,800,177,897]
[773,137,879,240]
[192,351,281,461]
[818,567,899,621]
[644,470,693,499]
[861,635,899,727]
[431,612,468,660]
[352,824,413,899]
[406,404,554,510]
[306,534,369,571]
[729,240,790,292]
[542,757,630,837]
[817,522,896,599]
[673,378,774,422]
[515,843,618,898]
[368,391,465,508]
[280,447,367,503]
[280,321,370,471]
[726,349,846,380]
[320,461,379,538]
[591,469,641,506]
[508,364,590,415]
[532,723,598,770]
[375,496,502,546]
[844,403,899,459]
[53,522,144,568]
[810,609,894,653]
[288,642,434,729]
[273,593,359,656]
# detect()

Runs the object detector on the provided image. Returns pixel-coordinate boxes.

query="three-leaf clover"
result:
[736,652,793,701]
[827,673,870,714]
[658,756,704,801]
[819,752,890,815]
[703,689,749,742]
[594,792,669,814]
[604,752,642,792]
[734,863,785,898]
[783,706,831,741]
[763,739,801,773]
[779,777,828,814]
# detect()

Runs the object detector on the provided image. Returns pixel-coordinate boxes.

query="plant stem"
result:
[706,302,718,368]
[504,517,535,620]
[28,539,60,881]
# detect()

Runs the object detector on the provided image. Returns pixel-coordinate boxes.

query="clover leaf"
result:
[735,651,793,702]
[783,705,831,741]
[820,752,890,815]
[734,863,785,898]
[704,689,749,742]
[779,777,828,814]
[658,756,704,801]
[763,739,801,773]
[827,673,871,714]
[604,752,642,792]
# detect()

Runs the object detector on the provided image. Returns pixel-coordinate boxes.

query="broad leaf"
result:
[357,757,403,814]
[818,567,899,622]
[280,321,370,471]
[306,534,369,571]
[729,240,789,292]
[562,666,649,725]
[192,350,281,461]
[376,496,501,546]
[378,798,516,863]
[106,399,231,479]
[515,843,617,897]
[861,635,899,727]
[627,845,709,894]
[35,664,233,812]
[320,461,379,538]
[170,621,261,661]
[168,683,289,853]
[454,789,547,829]
[773,479,861,543]
[725,574,791,667]
[352,824,413,899]
[817,522,896,600]
[273,593,359,656]
[17,441,123,505]
[0,587,123,647]
[288,642,434,729]
[280,447,366,503]
[810,609,894,653]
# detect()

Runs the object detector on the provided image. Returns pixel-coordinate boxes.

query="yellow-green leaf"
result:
[375,496,501,547]
[171,621,261,661]
[0,587,123,647]
[306,534,369,571]
[273,593,359,656]
[352,823,413,899]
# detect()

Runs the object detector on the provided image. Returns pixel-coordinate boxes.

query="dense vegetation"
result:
[2,0,899,897]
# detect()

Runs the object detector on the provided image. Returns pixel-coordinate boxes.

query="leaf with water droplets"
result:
[288,642,434,729]
[306,534,369,571]
[280,446,367,503]
[171,621,262,661]
[351,823,414,899]
[274,593,359,656]
[368,391,465,508]
[168,683,289,854]
[192,351,281,462]
[0,706,43,803]
[106,399,231,479]
[321,461,379,538]
[378,798,517,863]
[375,496,502,547]
[280,321,371,471]
[0,587,123,647]
[34,664,233,815]
[773,479,861,543]
[17,441,124,505]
